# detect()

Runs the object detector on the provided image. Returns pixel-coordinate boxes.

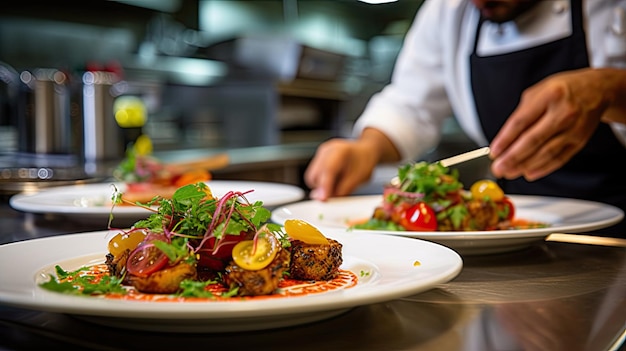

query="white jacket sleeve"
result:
[353,0,455,162]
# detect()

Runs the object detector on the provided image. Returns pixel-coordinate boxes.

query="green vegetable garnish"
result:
[39,265,127,296]
[41,182,286,299]
[397,161,463,203]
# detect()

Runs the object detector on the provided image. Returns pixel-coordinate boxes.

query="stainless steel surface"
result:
[1,197,625,351]
[0,177,102,196]
[0,152,102,195]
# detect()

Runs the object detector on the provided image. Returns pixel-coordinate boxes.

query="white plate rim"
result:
[9,180,306,217]
[0,229,462,322]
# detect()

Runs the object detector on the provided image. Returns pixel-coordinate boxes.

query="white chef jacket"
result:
[353,0,626,162]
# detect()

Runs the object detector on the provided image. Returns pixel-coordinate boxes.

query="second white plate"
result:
[271,195,624,255]
[10,180,305,226]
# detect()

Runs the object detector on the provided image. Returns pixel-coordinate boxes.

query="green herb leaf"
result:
[39,265,127,296]
[177,279,217,298]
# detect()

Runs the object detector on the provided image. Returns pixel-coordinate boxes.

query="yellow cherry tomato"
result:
[232,234,280,271]
[108,231,147,257]
[470,179,504,201]
[284,219,329,245]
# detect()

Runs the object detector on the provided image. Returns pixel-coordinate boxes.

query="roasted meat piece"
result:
[127,263,197,294]
[438,199,500,231]
[223,249,290,296]
[465,199,500,229]
[289,239,343,281]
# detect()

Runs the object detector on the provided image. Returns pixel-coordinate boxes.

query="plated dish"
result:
[271,195,624,255]
[0,229,462,333]
[9,180,305,225]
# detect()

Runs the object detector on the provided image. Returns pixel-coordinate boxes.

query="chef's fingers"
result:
[491,77,587,178]
[521,140,579,181]
[490,88,549,159]
[491,115,576,180]
[490,115,560,179]
[492,102,596,180]
[305,139,353,201]
[495,131,580,181]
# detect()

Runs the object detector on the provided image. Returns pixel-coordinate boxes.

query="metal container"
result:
[17,68,72,155]
[82,71,124,164]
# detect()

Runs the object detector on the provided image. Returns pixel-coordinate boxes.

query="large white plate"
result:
[10,180,305,225]
[0,229,462,333]
[271,195,624,255]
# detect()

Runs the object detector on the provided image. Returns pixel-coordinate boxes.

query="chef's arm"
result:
[598,68,626,125]
[359,128,402,164]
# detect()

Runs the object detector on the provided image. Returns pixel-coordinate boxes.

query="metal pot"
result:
[82,70,124,163]
[16,68,73,155]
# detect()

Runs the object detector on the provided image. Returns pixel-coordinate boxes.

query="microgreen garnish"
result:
[352,161,466,231]
[43,182,288,299]
[40,265,127,296]
[397,162,462,203]
[178,279,219,298]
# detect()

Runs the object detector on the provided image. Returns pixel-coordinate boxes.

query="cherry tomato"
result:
[470,179,504,201]
[399,202,437,231]
[232,234,280,271]
[197,234,248,271]
[126,244,169,277]
[108,231,146,257]
[284,219,329,245]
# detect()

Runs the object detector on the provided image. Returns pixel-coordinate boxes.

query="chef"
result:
[304,0,626,236]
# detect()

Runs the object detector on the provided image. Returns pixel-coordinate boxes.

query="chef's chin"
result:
[474,0,540,24]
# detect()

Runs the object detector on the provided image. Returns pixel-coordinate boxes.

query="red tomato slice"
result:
[126,245,169,277]
[399,202,438,231]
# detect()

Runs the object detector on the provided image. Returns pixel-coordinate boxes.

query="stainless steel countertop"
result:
[1,200,625,351]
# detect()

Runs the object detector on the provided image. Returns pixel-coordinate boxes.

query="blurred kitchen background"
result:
[0,0,485,194]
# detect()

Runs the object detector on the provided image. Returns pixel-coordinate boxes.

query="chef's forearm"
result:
[599,68,626,124]
[359,128,402,164]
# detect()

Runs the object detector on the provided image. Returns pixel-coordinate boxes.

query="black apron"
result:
[470,0,626,236]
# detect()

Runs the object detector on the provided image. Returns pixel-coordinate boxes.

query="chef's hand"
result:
[490,68,626,181]
[304,128,401,201]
